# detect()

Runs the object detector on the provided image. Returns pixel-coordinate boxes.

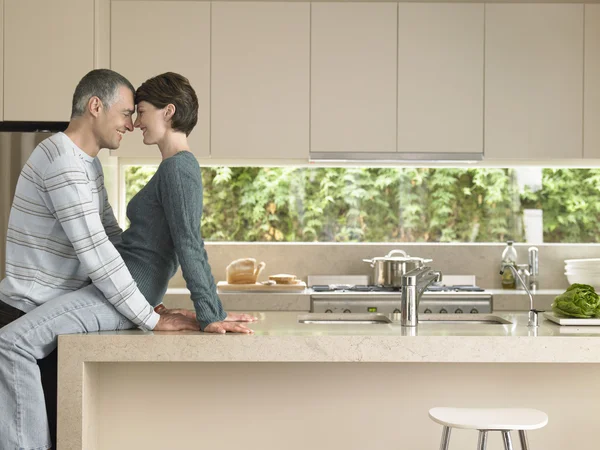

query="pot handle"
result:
[362,258,375,268]
[385,249,408,258]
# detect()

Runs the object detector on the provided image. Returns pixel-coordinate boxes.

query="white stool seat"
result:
[429,407,548,431]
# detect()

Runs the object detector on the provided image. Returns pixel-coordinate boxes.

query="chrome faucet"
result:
[528,246,539,291]
[400,266,442,327]
[499,263,539,327]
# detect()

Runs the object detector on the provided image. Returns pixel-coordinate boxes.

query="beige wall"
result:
[170,242,597,290]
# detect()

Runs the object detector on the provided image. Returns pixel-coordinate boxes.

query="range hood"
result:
[309,151,484,163]
[0,121,69,133]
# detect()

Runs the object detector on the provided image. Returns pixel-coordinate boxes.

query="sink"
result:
[298,313,392,325]
[298,313,511,325]
[418,314,511,325]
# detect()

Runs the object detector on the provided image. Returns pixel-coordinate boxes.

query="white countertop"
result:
[58,311,600,363]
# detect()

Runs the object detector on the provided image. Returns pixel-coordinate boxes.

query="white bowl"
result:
[565,272,600,289]
[565,258,600,266]
[565,267,600,275]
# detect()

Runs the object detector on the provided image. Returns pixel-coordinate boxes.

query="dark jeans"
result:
[0,299,57,449]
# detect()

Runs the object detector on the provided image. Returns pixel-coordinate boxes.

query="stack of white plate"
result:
[564,258,600,289]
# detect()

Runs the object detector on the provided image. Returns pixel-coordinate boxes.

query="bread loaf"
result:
[226,258,266,284]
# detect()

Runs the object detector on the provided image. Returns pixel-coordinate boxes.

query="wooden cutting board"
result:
[217,281,307,292]
[544,311,600,326]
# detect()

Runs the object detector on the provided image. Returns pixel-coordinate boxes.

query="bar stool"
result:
[429,407,548,450]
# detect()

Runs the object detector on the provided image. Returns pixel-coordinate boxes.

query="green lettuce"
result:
[552,283,600,318]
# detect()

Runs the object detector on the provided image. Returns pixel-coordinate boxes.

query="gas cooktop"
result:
[310,284,486,293]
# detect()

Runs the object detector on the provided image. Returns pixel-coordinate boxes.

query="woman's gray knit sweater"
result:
[116,151,226,329]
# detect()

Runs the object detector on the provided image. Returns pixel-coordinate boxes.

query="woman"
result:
[119,71,256,333]
[0,72,255,450]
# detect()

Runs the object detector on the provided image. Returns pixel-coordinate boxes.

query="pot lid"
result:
[365,255,433,263]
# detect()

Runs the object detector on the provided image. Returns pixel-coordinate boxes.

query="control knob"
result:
[439,308,448,314]
[393,308,401,314]
[423,308,432,314]
[343,309,351,313]
[325,309,333,313]
[470,308,479,314]
[455,308,463,314]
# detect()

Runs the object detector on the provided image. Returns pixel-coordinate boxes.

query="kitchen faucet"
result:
[400,266,442,327]
[499,263,539,327]
[528,246,539,291]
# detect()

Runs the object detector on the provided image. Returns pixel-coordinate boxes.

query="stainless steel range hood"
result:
[0,121,69,133]
[309,151,484,163]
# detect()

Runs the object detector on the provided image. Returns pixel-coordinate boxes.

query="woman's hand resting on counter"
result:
[153,305,257,333]
[203,321,255,334]
[203,312,258,334]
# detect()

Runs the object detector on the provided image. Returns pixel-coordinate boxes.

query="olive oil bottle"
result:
[501,241,518,289]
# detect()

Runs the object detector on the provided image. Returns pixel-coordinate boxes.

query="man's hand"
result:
[224,312,258,322]
[155,305,258,324]
[153,305,257,333]
[153,312,200,331]
[203,321,254,334]
[154,304,195,319]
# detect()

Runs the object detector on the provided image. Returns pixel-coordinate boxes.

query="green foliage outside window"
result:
[124,166,600,243]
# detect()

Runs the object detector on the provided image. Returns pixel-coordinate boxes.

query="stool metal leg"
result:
[477,430,488,450]
[439,426,451,450]
[518,430,530,450]
[502,431,514,450]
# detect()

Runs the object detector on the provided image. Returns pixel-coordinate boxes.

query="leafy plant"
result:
[124,166,600,243]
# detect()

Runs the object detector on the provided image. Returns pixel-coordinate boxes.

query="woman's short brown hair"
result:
[135,72,198,136]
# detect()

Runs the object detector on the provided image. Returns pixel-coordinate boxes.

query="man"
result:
[0,69,199,450]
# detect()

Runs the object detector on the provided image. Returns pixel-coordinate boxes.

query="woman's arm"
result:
[156,154,227,330]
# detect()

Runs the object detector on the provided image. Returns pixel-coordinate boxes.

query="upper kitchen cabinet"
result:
[584,5,600,159]
[311,2,397,155]
[110,1,210,159]
[397,3,484,157]
[485,4,584,160]
[4,0,94,121]
[211,2,310,160]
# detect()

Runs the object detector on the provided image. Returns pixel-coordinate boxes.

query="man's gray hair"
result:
[71,69,135,118]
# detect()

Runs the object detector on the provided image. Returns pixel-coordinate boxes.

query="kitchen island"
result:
[58,312,600,450]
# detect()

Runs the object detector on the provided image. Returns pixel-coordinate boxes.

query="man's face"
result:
[97,85,135,150]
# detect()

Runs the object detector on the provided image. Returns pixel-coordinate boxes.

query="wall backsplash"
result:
[168,242,600,290]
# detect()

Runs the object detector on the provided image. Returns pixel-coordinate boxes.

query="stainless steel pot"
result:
[362,250,432,287]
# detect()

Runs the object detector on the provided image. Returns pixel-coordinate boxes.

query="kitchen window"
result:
[121,166,600,244]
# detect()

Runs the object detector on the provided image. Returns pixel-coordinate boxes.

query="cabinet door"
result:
[211,2,309,160]
[4,0,94,121]
[584,5,600,159]
[311,2,397,154]
[111,1,210,159]
[397,3,484,155]
[485,4,584,160]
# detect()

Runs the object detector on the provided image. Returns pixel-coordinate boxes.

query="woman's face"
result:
[133,101,168,145]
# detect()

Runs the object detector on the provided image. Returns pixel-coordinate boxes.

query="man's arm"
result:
[41,155,160,331]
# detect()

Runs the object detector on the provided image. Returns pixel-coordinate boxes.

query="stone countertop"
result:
[58,311,600,363]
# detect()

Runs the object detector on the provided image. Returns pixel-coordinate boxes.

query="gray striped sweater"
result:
[0,132,160,330]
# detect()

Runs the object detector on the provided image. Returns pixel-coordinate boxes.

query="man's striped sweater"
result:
[0,132,159,330]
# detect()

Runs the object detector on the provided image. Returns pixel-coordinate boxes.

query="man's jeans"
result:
[0,285,135,450]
